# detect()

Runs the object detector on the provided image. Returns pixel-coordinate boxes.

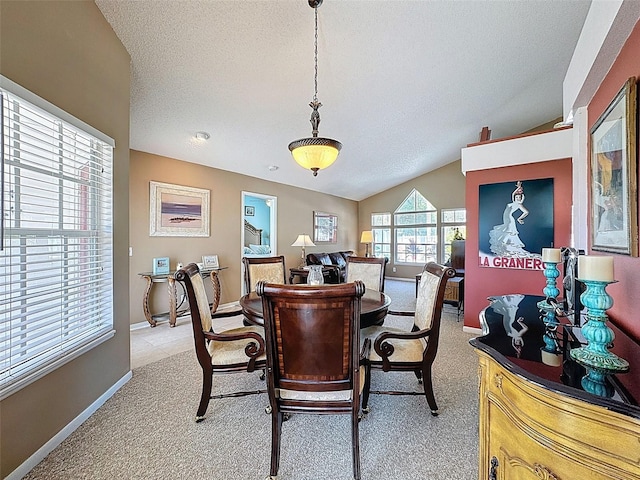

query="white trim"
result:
[0,74,115,147]
[461,127,573,174]
[463,326,483,336]
[5,371,132,480]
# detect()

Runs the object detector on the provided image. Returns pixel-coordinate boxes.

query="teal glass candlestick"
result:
[569,279,629,374]
[542,261,560,299]
[537,261,560,327]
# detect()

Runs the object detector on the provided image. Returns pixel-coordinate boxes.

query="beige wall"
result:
[129,150,358,325]
[0,1,130,477]
[358,160,466,279]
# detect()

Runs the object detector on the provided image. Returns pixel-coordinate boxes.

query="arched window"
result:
[394,189,437,264]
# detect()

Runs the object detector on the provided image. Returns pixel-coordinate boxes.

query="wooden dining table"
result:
[239,288,391,328]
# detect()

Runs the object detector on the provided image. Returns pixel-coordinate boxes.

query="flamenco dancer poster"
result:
[479,179,554,270]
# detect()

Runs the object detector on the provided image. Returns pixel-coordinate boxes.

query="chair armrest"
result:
[359,337,371,365]
[373,328,433,371]
[203,330,265,371]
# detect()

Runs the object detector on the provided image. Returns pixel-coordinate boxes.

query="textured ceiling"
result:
[95,0,591,201]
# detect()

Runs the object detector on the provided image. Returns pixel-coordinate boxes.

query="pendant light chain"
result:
[288,0,342,177]
[313,5,318,103]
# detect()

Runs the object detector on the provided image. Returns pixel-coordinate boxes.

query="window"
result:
[1,78,114,399]
[441,208,466,262]
[394,189,437,264]
[371,212,390,259]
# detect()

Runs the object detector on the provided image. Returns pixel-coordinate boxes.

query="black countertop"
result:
[470,294,640,419]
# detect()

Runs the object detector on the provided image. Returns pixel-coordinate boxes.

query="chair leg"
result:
[269,409,283,478]
[422,366,438,416]
[414,369,423,384]
[351,407,361,480]
[195,368,213,422]
[361,364,371,414]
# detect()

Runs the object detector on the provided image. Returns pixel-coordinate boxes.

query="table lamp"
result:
[291,234,315,267]
[360,230,373,257]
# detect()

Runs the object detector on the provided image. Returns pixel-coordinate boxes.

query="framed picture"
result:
[152,257,170,275]
[313,211,338,243]
[149,181,210,237]
[590,76,637,256]
[202,254,219,269]
[478,179,554,270]
[245,206,255,216]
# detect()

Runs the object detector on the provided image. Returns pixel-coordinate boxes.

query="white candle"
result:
[541,248,561,263]
[578,255,615,282]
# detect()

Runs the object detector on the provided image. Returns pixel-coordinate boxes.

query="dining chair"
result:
[176,263,267,423]
[242,255,287,294]
[361,262,455,415]
[345,256,388,292]
[257,280,371,480]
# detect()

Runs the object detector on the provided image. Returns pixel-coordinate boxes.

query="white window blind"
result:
[0,81,114,399]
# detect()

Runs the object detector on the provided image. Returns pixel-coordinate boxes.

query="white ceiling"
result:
[95,0,591,201]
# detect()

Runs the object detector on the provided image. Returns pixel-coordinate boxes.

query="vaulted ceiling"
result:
[96,0,591,201]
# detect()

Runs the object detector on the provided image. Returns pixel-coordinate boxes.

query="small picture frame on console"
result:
[152,257,170,275]
[202,254,219,269]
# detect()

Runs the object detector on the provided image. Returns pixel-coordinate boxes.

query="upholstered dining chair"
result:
[346,256,388,292]
[360,262,455,416]
[176,263,267,423]
[242,255,287,294]
[257,280,371,480]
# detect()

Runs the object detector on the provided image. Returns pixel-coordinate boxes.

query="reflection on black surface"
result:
[484,295,545,361]
[481,294,618,399]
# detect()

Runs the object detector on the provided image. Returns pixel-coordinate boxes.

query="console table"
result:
[138,266,227,327]
[470,294,640,479]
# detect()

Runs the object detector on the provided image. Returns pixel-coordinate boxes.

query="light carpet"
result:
[24,281,479,480]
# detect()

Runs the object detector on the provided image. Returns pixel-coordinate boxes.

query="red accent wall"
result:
[464,158,573,329]
[587,19,640,342]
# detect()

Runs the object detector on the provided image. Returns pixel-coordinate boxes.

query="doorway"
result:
[241,191,277,257]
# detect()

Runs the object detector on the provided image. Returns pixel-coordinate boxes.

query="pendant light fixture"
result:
[288,0,342,176]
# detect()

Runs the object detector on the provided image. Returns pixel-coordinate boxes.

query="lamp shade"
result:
[360,231,373,243]
[291,234,316,247]
[289,138,342,175]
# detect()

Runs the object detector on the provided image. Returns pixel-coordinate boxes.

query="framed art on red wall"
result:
[590,76,637,256]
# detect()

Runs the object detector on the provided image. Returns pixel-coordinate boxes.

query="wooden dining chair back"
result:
[345,256,388,292]
[257,280,370,480]
[242,255,286,293]
[176,263,266,423]
[360,262,455,415]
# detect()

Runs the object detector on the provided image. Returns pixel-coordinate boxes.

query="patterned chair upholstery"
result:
[346,256,388,292]
[242,255,287,293]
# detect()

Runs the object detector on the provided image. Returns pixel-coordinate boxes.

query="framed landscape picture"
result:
[590,76,637,256]
[149,181,210,237]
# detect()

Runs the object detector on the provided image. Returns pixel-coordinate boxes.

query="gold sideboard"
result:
[471,294,640,480]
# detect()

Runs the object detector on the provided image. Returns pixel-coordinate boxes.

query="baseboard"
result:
[5,371,133,480]
[463,325,483,335]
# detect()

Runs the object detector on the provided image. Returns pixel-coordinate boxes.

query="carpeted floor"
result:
[24,279,479,480]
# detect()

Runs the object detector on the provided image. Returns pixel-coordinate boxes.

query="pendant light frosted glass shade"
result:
[288,137,342,176]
